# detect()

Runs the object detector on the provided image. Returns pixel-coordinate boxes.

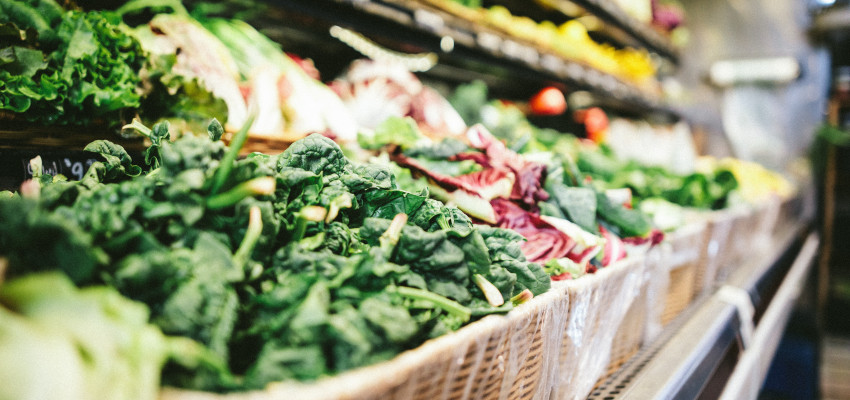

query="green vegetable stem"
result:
[510,289,533,306]
[232,206,262,272]
[209,115,255,195]
[379,213,408,254]
[325,193,353,223]
[205,177,275,210]
[396,286,471,323]
[291,205,327,242]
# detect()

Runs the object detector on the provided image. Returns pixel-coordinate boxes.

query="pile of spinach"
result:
[0,118,549,391]
[0,0,144,126]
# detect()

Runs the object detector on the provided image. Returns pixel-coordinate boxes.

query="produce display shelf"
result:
[562,0,680,63]
[590,221,817,399]
[812,5,850,35]
[263,0,679,120]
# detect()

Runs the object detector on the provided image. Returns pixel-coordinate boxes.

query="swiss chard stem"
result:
[396,286,471,322]
[233,206,263,271]
[206,177,275,210]
[210,115,255,195]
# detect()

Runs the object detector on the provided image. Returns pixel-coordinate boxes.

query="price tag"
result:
[23,157,95,181]
[500,40,537,64]
[0,148,107,190]
[585,68,602,87]
[521,46,539,64]
[600,75,618,92]
[501,39,519,58]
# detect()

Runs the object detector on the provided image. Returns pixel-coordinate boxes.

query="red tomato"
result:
[574,107,608,143]
[529,86,567,116]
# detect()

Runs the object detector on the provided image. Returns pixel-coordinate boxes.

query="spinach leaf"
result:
[84,140,143,180]
[595,191,652,238]
[403,138,469,159]
[546,183,597,233]
[279,133,348,176]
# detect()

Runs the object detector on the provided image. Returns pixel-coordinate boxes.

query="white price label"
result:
[565,63,586,81]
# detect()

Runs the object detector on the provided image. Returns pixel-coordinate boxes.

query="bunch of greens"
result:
[537,147,654,240]
[356,114,649,275]
[0,272,220,400]
[576,144,739,210]
[0,118,548,391]
[0,0,144,127]
[449,81,736,224]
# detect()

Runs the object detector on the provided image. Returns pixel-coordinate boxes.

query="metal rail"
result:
[590,224,815,399]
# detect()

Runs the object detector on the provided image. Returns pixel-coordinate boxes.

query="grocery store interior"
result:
[3,0,850,399]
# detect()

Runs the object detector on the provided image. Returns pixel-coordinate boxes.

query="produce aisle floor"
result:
[821,336,850,399]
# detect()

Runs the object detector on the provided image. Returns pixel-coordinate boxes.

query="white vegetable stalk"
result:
[380,213,409,250]
[473,274,505,307]
[326,194,353,223]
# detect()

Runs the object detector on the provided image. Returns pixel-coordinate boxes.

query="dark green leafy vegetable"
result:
[594,191,652,238]
[544,183,597,233]
[358,116,423,150]
[0,120,549,392]
[404,138,470,159]
[0,1,145,127]
[0,272,224,400]
[279,133,349,176]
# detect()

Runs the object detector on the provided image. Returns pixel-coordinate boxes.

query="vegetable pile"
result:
[119,0,358,141]
[0,0,145,127]
[437,0,658,87]
[447,80,741,224]
[0,118,549,393]
[355,75,669,280]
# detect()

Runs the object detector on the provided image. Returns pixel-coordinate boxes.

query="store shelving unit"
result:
[260,0,679,119]
[2,2,816,398]
[0,0,682,191]
[255,3,817,397]
[591,218,818,399]
[543,0,679,62]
